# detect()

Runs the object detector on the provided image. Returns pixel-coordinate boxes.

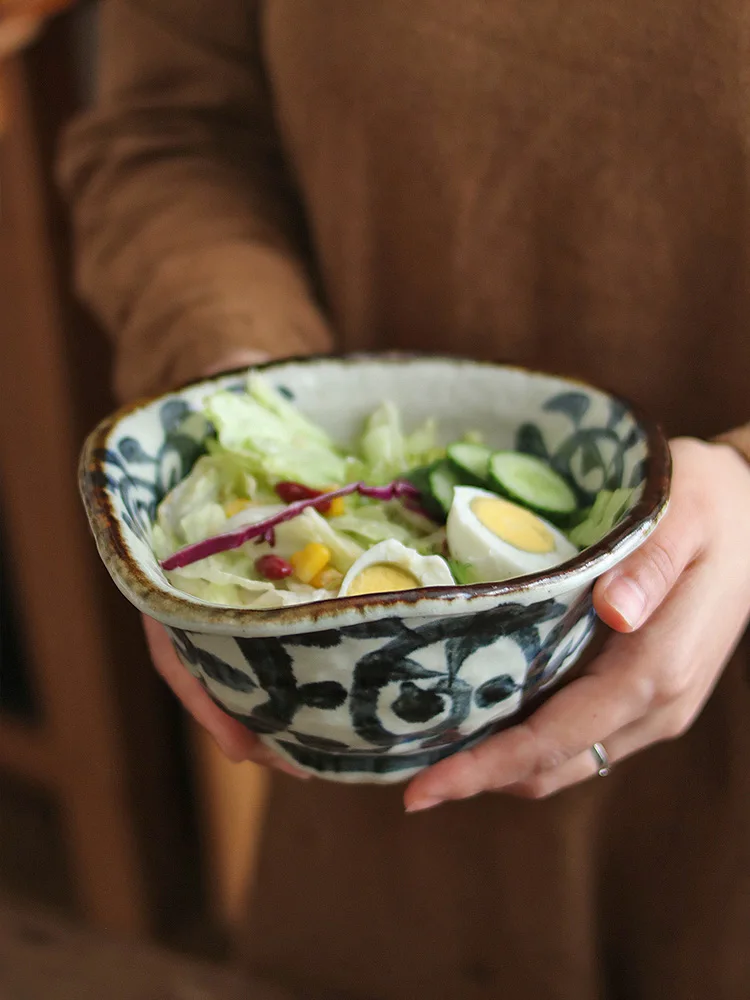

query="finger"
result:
[504,734,624,798]
[594,492,703,634]
[142,618,309,778]
[503,699,689,799]
[143,616,258,759]
[404,635,649,812]
[504,671,719,799]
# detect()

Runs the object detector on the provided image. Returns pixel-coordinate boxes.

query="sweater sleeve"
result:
[59,0,333,402]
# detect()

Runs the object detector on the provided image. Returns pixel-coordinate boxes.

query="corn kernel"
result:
[326,496,346,518]
[290,542,331,584]
[224,498,250,518]
[311,566,344,590]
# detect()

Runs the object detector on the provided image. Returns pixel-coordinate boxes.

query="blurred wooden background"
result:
[0,2,268,950]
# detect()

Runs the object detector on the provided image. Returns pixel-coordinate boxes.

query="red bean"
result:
[275,480,331,513]
[255,554,293,580]
[275,481,321,503]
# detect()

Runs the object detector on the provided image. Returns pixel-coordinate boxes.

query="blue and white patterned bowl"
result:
[80,355,670,783]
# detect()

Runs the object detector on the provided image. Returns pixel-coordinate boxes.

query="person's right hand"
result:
[143,348,309,778]
[142,616,310,777]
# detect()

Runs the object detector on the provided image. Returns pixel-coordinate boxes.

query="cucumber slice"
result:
[446,442,492,485]
[488,451,577,523]
[404,464,433,497]
[447,559,482,586]
[404,464,441,521]
[428,460,463,515]
[404,462,455,521]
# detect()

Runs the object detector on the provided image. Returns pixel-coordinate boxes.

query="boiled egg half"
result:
[338,539,455,598]
[447,487,578,582]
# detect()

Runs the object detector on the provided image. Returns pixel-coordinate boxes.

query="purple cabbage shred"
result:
[160,480,422,571]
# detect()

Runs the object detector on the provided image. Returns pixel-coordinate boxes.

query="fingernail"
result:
[405,796,442,814]
[603,575,646,629]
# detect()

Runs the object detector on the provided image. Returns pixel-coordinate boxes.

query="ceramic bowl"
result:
[80,355,670,783]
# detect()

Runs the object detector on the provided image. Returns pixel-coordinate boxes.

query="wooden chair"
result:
[0,12,271,939]
[0,25,204,938]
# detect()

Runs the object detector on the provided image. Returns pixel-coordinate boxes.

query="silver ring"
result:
[591,742,611,777]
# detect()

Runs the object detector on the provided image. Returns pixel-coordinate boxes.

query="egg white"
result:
[446,486,578,583]
[338,539,455,597]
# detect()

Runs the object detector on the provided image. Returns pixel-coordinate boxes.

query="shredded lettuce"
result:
[329,511,417,547]
[405,419,445,468]
[167,574,248,607]
[447,559,484,585]
[567,488,635,549]
[157,457,222,537]
[163,542,281,608]
[167,573,315,609]
[276,508,364,574]
[285,578,336,603]
[151,523,176,563]
[358,401,408,484]
[178,503,227,546]
[204,389,349,488]
[412,527,448,556]
[359,402,444,485]
[156,452,271,543]
[246,373,333,447]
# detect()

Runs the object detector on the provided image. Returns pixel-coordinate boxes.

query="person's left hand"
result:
[404,437,750,813]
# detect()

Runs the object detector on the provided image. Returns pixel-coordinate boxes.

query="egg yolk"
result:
[347,564,421,596]
[471,497,555,553]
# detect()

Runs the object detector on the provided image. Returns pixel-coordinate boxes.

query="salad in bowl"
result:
[155,372,633,609]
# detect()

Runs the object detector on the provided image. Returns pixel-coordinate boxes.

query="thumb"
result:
[593,507,700,633]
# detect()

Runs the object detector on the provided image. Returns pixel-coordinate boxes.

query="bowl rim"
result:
[79,352,671,632]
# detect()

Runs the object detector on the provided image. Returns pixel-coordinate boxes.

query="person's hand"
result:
[143,348,309,777]
[404,437,750,812]
[142,616,309,777]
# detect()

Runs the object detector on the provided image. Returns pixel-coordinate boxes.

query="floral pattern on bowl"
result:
[80,355,670,782]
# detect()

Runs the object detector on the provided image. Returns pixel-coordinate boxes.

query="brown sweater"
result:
[61,4,750,999]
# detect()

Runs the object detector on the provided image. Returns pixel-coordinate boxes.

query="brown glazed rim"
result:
[79,353,672,630]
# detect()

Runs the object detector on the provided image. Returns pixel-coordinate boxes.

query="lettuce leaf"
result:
[447,559,484,585]
[329,511,416,546]
[205,389,349,488]
[166,571,316,609]
[246,373,334,447]
[275,508,364,573]
[156,452,271,539]
[567,488,635,549]
[359,402,444,485]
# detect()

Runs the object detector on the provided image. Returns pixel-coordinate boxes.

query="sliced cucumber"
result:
[446,442,492,486]
[404,464,440,520]
[428,460,463,515]
[488,451,577,523]
[404,464,433,498]
[404,461,457,521]
[447,559,483,586]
